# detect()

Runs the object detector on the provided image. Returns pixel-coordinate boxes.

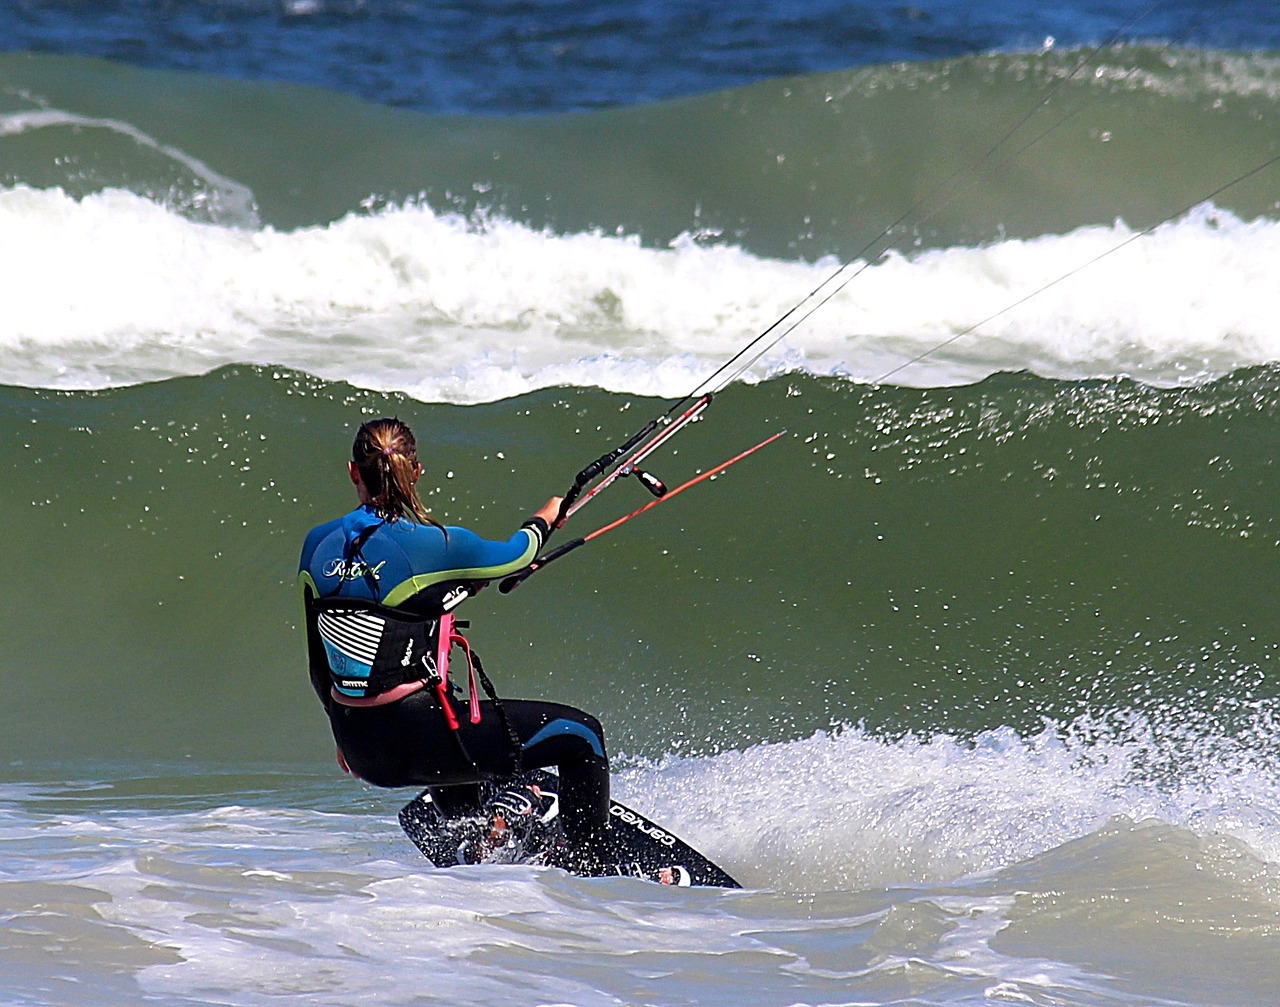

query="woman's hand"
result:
[533,496,564,528]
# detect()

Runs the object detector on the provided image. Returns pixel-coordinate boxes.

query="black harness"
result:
[308,591,523,776]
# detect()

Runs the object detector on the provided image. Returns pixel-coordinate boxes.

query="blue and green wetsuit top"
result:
[298,505,548,703]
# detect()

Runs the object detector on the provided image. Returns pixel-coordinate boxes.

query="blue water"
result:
[3,0,1279,113]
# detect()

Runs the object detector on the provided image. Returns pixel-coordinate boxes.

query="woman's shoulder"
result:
[384,516,459,538]
[300,513,345,550]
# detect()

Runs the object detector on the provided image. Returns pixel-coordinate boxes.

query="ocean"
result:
[2,1,1280,1004]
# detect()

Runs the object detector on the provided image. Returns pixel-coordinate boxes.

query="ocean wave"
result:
[4,46,1277,247]
[628,706,1280,893]
[2,185,1277,397]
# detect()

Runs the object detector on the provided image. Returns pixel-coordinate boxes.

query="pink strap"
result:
[433,611,462,729]
[436,612,454,684]
[436,611,483,725]
[436,680,460,730]
[448,631,481,725]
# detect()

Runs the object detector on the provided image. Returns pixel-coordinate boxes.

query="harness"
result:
[309,593,523,774]
[313,596,443,696]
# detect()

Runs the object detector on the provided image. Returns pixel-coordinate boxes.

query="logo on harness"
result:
[440,585,470,611]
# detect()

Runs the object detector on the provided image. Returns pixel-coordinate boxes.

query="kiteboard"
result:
[398,768,740,888]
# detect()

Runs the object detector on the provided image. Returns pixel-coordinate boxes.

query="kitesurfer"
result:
[298,416,612,862]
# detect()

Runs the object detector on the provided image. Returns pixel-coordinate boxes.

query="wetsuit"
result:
[298,504,610,849]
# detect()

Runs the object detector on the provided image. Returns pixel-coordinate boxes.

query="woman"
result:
[298,416,611,861]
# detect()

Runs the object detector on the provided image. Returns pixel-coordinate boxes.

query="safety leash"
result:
[432,612,524,775]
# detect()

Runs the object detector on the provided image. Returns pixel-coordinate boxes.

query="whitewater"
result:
[6,711,1280,1006]
[3,187,1279,398]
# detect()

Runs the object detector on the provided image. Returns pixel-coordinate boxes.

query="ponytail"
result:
[352,417,441,528]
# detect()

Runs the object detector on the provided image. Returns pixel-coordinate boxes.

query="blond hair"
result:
[352,417,441,527]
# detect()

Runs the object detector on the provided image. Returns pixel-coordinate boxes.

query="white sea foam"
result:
[2,184,1277,400]
[622,709,1280,894]
[4,706,1280,1007]
[0,108,260,227]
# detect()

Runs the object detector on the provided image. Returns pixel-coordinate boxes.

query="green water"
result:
[3,47,1276,252]
[4,366,1276,770]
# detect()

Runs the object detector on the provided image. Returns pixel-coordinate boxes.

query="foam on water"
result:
[5,702,1280,1007]
[617,706,1280,894]
[2,185,1277,398]
[0,105,260,227]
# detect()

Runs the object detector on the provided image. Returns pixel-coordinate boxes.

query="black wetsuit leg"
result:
[329,692,610,848]
[490,698,610,849]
